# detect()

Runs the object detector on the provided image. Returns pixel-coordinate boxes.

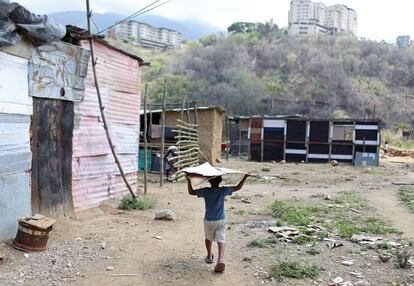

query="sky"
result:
[15,0,414,42]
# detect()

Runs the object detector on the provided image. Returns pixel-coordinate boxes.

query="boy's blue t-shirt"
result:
[195,187,234,221]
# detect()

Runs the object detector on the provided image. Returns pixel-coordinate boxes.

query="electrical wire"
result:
[91,15,100,33]
[97,0,172,34]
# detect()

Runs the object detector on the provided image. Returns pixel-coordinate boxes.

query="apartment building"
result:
[288,0,357,37]
[107,20,181,49]
[396,35,412,48]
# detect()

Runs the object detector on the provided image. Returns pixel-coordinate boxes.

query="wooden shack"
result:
[141,106,224,165]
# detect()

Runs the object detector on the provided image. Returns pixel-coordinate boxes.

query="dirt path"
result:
[362,171,414,239]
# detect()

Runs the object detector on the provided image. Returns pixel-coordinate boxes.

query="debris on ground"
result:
[106,266,114,271]
[0,252,7,264]
[333,276,343,284]
[341,260,354,266]
[241,198,252,204]
[261,167,270,172]
[354,280,370,286]
[154,209,177,221]
[153,236,163,240]
[351,234,383,245]
[324,238,344,249]
[331,160,339,166]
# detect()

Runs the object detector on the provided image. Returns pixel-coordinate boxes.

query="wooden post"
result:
[143,84,148,195]
[193,101,199,164]
[186,100,190,123]
[160,79,167,187]
[238,119,242,156]
[352,121,356,164]
[226,116,230,161]
[248,117,251,161]
[328,120,333,162]
[260,116,264,162]
[283,120,287,161]
[305,120,310,163]
[181,96,185,120]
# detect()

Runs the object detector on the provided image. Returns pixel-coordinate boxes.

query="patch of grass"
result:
[118,195,155,210]
[399,187,414,212]
[269,201,326,226]
[333,217,398,239]
[334,192,369,210]
[270,261,320,279]
[291,235,315,245]
[306,248,321,255]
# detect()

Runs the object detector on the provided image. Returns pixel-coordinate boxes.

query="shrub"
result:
[270,261,320,279]
[118,195,155,210]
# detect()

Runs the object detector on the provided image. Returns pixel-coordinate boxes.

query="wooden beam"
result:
[143,84,148,195]
[160,79,167,187]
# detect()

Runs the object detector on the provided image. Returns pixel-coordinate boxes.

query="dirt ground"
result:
[1,157,414,286]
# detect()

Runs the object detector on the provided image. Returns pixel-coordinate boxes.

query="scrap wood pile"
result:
[173,119,200,182]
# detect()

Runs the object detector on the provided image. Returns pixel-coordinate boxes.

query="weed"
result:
[395,249,412,269]
[118,195,155,210]
[275,220,283,227]
[235,209,246,215]
[306,248,321,255]
[270,261,320,279]
[377,241,391,250]
[231,194,242,200]
[399,187,414,212]
[243,257,252,263]
[247,238,266,248]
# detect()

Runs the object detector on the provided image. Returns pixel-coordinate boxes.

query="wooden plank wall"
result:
[32,98,74,217]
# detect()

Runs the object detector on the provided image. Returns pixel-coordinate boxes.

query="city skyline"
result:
[14,0,414,42]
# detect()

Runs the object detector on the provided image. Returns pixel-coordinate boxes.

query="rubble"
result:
[154,209,177,221]
[351,234,383,245]
[324,238,344,249]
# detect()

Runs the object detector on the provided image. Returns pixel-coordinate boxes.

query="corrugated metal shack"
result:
[71,39,143,211]
[140,106,224,167]
[248,116,381,165]
[0,2,90,238]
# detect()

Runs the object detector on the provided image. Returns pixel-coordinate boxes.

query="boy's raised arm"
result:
[187,175,196,195]
[231,174,251,192]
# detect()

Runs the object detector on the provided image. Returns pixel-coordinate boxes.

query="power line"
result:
[91,15,100,33]
[97,0,172,34]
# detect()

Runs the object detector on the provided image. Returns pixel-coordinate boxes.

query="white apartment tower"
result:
[288,0,357,37]
[107,20,182,49]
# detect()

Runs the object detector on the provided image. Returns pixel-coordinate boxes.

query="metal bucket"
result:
[12,219,53,252]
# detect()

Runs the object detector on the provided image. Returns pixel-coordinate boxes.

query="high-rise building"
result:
[107,20,181,49]
[396,35,412,48]
[288,0,357,37]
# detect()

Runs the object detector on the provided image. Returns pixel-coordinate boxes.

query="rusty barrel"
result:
[12,219,53,252]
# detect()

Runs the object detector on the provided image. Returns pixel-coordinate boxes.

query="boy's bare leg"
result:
[217,242,225,262]
[205,239,213,259]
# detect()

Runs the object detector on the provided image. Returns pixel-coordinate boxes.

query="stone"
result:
[261,167,270,172]
[354,281,370,286]
[154,209,177,221]
[153,236,163,240]
[333,277,343,284]
[0,253,7,264]
[280,160,286,164]
[100,242,106,249]
[106,266,114,271]
[330,160,339,166]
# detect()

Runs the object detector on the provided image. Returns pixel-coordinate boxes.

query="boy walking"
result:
[187,174,250,273]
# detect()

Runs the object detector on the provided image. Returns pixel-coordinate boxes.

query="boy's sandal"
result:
[214,261,225,272]
[205,255,214,264]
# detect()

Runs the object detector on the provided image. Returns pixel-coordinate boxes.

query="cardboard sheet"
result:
[183,163,248,185]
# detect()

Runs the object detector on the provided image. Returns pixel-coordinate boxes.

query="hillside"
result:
[143,28,414,128]
[49,11,220,40]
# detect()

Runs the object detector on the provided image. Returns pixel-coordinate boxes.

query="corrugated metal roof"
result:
[72,40,141,211]
[139,106,225,115]
[29,41,90,102]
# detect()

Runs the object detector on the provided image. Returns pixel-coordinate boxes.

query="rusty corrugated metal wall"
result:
[0,51,32,239]
[72,41,141,211]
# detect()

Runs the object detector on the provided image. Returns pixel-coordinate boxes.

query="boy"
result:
[187,174,250,273]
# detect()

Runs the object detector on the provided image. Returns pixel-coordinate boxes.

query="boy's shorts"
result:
[204,219,226,243]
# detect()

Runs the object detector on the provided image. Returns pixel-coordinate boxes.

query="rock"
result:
[100,242,106,249]
[280,160,286,164]
[0,253,7,264]
[324,195,332,201]
[342,282,353,286]
[106,266,114,271]
[153,236,163,240]
[341,260,354,266]
[261,167,270,172]
[354,281,370,286]
[333,277,343,284]
[75,237,82,241]
[241,198,251,204]
[23,253,30,258]
[216,158,222,163]
[154,209,177,221]
[331,160,339,166]
[351,234,383,244]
